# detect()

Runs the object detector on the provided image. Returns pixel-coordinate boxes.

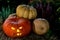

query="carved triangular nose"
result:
[17,29,20,32]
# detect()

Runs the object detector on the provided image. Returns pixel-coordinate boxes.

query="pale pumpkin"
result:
[16,5,37,19]
[33,18,49,35]
[8,13,17,19]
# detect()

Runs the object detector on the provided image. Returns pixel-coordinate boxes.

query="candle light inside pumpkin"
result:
[17,33,20,36]
[19,26,23,29]
[17,29,20,32]
[11,27,15,30]
[20,33,22,35]
[17,33,22,36]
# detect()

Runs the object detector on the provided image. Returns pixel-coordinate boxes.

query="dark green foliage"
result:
[44,30,53,39]
[1,6,14,22]
[57,7,60,14]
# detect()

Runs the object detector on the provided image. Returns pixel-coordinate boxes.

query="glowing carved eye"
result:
[17,29,20,32]
[11,27,15,30]
[17,33,22,36]
[19,26,23,29]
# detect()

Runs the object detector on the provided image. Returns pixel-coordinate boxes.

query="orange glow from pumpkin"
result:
[17,29,20,32]
[11,27,15,30]
[17,33,20,36]
[20,33,22,35]
[17,33,22,36]
[19,26,23,29]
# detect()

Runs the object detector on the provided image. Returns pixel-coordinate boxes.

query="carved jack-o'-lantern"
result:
[3,14,31,38]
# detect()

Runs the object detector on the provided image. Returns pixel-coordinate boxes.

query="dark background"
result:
[0,0,29,8]
[0,0,60,40]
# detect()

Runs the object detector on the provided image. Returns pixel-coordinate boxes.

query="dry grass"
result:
[0,25,59,40]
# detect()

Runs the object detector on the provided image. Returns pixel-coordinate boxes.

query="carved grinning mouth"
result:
[17,33,22,36]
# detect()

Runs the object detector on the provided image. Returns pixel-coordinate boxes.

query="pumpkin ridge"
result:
[31,8,35,19]
[23,6,29,18]
[22,7,27,18]
[33,8,37,18]
[29,8,33,19]
[16,5,26,17]
[27,6,30,19]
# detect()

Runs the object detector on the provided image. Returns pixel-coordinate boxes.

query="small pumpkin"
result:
[16,5,37,19]
[3,14,31,38]
[8,13,17,19]
[33,18,49,35]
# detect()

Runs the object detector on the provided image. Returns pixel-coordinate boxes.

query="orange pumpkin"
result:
[3,14,31,38]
